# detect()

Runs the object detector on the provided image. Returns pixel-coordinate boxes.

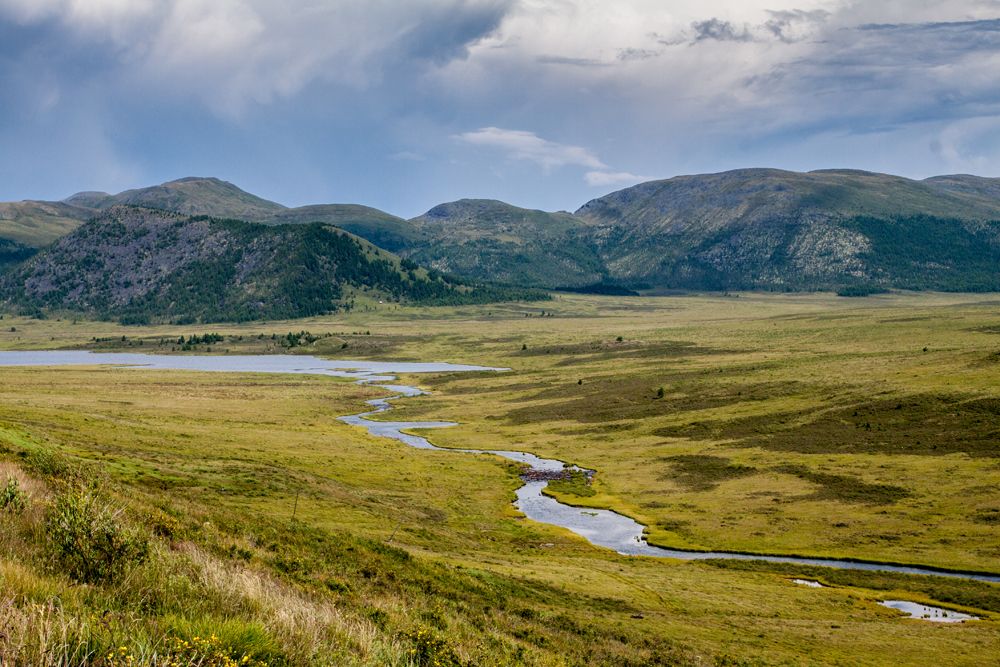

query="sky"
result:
[1,0,999,217]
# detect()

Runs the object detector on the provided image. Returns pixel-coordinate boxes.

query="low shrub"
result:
[402,627,464,667]
[0,476,27,513]
[45,490,149,584]
[24,448,72,478]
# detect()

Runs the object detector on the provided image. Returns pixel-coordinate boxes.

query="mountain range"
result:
[1,206,540,324]
[1,168,999,321]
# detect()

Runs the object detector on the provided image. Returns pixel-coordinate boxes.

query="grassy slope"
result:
[105,177,287,221]
[267,205,421,254]
[575,169,1000,290]
[577,169,1000,230]
[0,293,998,664]
[0,201,93,247]
[400,200,605,289]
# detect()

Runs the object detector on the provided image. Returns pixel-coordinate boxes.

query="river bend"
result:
[2,350,998,584]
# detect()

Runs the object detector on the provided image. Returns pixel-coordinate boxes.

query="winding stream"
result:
[2,350,999,584]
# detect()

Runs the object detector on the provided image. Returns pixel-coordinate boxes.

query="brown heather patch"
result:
[506,379,805,426]
[417,371,538,393]
[774,464,910,505]
[655,394,1000,457]
[971,508,1000,525]
[657,455,757,492]
[516,339,731,367]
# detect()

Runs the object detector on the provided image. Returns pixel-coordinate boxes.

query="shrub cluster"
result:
[0,476,27,513]
[105,635,267,667]
[45,490,150,584]
[402,627,464,667]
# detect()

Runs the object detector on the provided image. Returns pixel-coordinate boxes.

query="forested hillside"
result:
[0,207,542,323]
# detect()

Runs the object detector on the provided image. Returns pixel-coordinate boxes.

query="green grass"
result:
[544,471,596,498]
[0,292,998,664]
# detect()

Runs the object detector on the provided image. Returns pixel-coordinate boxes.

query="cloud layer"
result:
[1,0,998,215]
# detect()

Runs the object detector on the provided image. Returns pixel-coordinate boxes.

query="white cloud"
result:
[455,127,654,186]
[455,127,607,170]
[934,116,1000,174]
[3,0,999,206]
[389,151,425,161]
[584,170,648,187]
[0,0,156,27]
[0,0,513,116]
[423,1,1000,193]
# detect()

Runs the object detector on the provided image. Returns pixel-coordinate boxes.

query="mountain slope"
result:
[0,207,537,323]
[2,178,411,250]
[266,204,421,252]
[1,177,289,249]
[924,174,1000,204]
[4,169,1000,293]
[0,200,94,247]
[575,168,1000,291]
[92,177,287,221]
[397,199,605,288]
[0,238,36,271]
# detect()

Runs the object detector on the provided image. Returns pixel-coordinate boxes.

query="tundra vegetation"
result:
[0,292,998,665]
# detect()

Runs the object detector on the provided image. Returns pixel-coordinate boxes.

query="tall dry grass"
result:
[0,463,413,666]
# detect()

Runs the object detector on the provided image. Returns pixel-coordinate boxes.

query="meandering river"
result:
[2,350,998,584]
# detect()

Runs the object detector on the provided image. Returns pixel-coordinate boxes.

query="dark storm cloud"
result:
[764,9,829,42]
[690,18,753,42]
[390,0,513,65]
[616,47,660,62]
[0,2,998,215]
[535,54,610,67]
[764,17,1000,124]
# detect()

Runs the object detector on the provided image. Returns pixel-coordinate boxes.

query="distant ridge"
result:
[2,168,1000,295]
[399,199,605,288]
[100,177,286,221]
[572,168,1000,291]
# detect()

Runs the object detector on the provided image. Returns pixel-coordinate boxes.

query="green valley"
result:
[0,292,997,665]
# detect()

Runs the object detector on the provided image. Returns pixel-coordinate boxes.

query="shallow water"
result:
[3,350,999,584]
[0,350,496,377]
[880,600,978,623]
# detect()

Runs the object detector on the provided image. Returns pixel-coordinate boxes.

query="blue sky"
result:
[1,0,999,217]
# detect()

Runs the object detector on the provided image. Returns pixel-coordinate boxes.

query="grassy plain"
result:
[0,292,998,665]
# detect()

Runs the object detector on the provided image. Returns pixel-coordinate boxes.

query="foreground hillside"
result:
[0,207,538,323]
[0,293,997,665]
